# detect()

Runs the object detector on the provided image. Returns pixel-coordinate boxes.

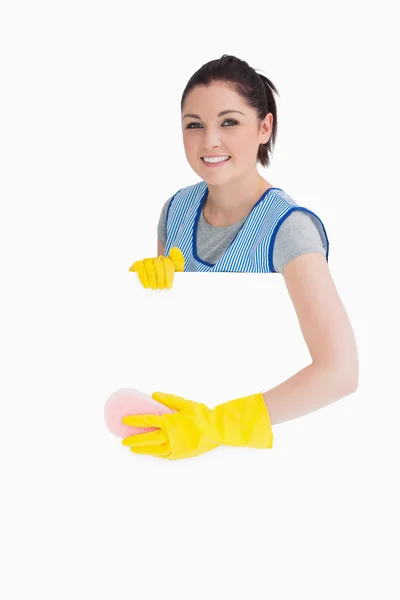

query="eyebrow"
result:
[182,109,245,120]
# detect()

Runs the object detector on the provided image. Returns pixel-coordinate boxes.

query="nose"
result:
[200,126,223,150]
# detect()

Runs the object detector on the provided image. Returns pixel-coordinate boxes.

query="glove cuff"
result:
[209,392,273,449]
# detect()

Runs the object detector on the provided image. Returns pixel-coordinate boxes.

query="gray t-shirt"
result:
[157,195,327,273]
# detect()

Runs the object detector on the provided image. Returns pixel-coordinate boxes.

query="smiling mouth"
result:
[201,156,231,163]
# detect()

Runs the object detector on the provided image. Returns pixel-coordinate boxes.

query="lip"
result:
[201,156,231,168]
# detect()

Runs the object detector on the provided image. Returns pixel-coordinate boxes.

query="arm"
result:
[158,239,165,256]
[262,252,359,426]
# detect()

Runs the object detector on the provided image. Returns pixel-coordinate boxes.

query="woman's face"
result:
[181,81,272,181]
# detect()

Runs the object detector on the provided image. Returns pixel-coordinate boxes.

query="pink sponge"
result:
[104,387,174,439]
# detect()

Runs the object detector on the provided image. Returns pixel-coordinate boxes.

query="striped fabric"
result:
[164,181,329,273]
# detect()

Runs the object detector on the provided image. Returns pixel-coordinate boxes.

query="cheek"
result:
[182,134,194,149]
[184,139,199,160]
[238,130,254,145]
[237,133,259,156]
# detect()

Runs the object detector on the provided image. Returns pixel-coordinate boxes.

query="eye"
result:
[185,119,238,129]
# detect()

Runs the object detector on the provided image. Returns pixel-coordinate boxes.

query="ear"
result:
[259,112,273,144]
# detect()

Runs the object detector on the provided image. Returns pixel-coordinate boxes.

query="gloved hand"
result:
[129,247,184,290]
[121,391,273,460]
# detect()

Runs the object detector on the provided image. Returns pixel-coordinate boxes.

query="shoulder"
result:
[277,209,323,237]
[160,196,173,215]
[161,182,205,211]
[161,181,207,219]
[273,209,327,274]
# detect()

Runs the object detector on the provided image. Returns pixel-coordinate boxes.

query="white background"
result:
[1,1,399,598]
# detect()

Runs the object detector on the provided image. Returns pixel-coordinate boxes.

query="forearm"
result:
[262,362,358,426]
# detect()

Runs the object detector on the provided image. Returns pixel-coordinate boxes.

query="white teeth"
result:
[203,156,230,163]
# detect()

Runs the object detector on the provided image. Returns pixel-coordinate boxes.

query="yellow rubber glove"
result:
[129,247,184,290]
[121,391,273,460]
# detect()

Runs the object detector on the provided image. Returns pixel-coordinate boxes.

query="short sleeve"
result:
[273,210,327,274]
[157,197,173,246]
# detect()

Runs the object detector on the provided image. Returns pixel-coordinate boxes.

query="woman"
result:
[123,55,359,460]
[131,54,328,283]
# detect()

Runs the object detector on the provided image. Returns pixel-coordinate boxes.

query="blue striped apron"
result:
[164,181,329,273]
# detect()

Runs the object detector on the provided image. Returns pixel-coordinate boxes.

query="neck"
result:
[204,170,272,224]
